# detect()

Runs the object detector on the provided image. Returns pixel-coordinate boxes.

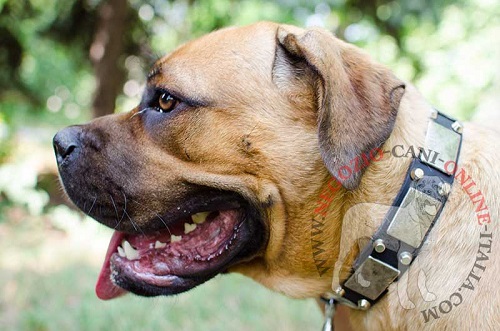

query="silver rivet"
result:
[373,239,386,253]
[452,121,463,133]
[400,252,413,266]
[430,109,438,119]
[438,182,451,196]
[410,168,425,181]
[358,299,371,310]
[334,286,345,297]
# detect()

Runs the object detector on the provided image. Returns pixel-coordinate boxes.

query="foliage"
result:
[2,0,497,130]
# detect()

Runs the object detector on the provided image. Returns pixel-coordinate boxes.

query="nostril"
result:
[64,144,76,157]
[54,140,78,163]
[59,143,77,159]
[53,126,82,164]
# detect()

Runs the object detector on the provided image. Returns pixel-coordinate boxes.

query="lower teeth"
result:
[171,235,182,242]
[155,240,167,249]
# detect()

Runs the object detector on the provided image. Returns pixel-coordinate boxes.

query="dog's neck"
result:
[231,85,432,300]
[290,85,434,330]
[328,84,431,280]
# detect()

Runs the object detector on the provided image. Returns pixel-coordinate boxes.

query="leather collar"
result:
[321,109,464,311]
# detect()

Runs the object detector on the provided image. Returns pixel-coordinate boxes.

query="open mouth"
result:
[96,199,264,300]
[53,118,267,300]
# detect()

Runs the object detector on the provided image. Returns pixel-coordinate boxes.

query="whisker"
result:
[129,198,172,236]
[109,194,120,224]
[119,191,128,223]
[114,215,123,230]
[87,196,97,215]
[124,210,144,235]
[155,213,172,236]
[114,191,128,229]
[124,210,137,231]
[119,191,144,234]
[129,108,147,120]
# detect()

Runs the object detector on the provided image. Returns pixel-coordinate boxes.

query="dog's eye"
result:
[157,93,179,113]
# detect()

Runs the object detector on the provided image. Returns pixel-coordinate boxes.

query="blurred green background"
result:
[0,0,498,330]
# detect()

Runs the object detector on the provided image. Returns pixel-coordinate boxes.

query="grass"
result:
[0,206,322,331]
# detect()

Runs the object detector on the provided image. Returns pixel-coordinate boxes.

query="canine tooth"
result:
[184,223,197,234]
[171,235,182,243]
[155,240,167,249]
[118,246,126,257]
[191,211,210,224]
[123,240,139,260]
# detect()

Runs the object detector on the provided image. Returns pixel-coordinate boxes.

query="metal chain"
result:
[321,298,336,331]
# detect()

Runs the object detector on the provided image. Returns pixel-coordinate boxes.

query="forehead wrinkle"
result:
[160,51,274,105]
[146,65,216,108]
[149,23,279,107]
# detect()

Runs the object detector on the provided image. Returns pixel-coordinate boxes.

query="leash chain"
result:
[322,298,336,331]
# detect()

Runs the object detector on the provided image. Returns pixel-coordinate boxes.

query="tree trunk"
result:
[90,0,128,118]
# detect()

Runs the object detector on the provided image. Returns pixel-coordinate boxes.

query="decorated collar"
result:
[320,109,464,329]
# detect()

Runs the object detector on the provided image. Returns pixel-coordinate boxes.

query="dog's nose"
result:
[53,126,82,165]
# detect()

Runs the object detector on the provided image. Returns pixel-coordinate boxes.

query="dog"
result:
[53,22,500,330]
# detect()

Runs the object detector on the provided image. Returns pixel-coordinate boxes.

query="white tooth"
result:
[117,246,126,257]
[184,223,197,234]
[155,240,167,249]
[171,235,182,243]
[191,211,210,224]
[123,240,139,260]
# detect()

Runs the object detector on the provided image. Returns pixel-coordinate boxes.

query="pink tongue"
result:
[95,231,128,300]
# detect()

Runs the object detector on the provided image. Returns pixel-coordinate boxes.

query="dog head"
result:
[54,22,404,299]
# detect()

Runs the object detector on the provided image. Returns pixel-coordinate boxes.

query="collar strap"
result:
[323,109,463,310]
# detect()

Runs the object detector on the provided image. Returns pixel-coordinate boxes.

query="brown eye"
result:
[158,93,178,113]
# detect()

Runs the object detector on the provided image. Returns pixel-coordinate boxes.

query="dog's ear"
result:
[274,26,405,190]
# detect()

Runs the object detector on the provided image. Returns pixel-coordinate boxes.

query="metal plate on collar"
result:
[344,256,400,301]
[420,120,461,174]
[387,187,442,248]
